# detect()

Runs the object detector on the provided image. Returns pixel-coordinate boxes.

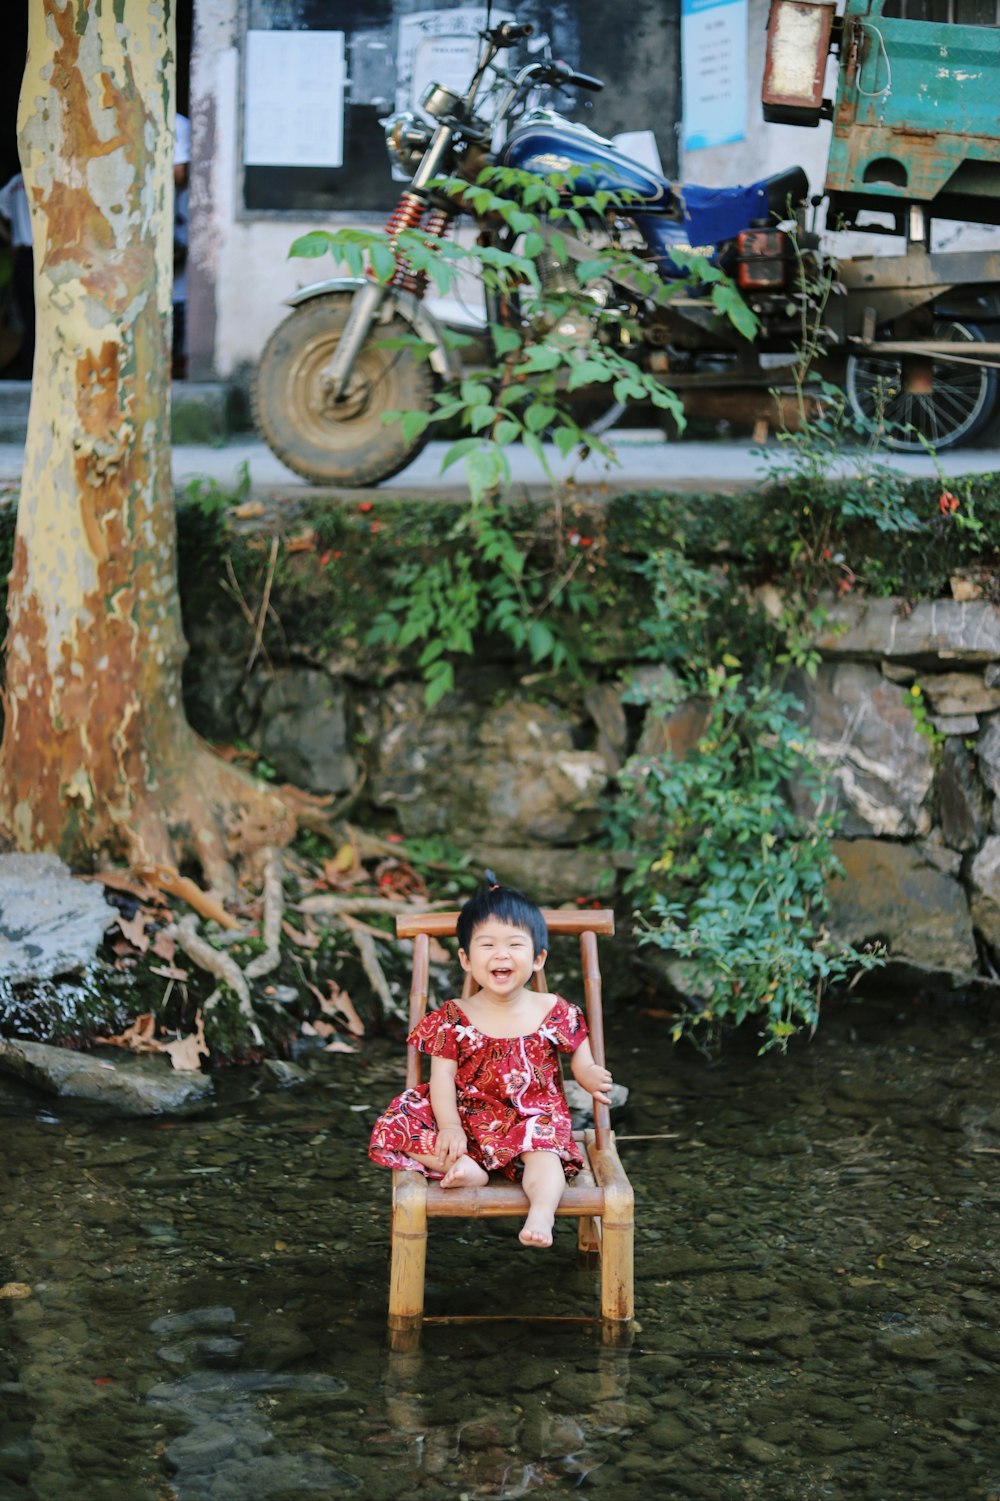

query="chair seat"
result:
[423,1163,604,1218]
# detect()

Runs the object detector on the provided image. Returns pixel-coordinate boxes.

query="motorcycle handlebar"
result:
[546,59,606,91]
[493,22,535,45]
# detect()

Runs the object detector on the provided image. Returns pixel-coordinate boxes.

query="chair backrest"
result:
[395,909,615,1151]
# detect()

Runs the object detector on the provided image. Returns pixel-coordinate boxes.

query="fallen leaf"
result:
[90,870,165,905]
[151,929,177,963]
[0,1283,31,1299]
[117,911,149,953]
[162,1011,209,1073]
[319,981,365,1037]
[311,1019,337,1038]
[148,965,191,982]
[104,1014,161,1052]
[233,499,266,519]
[286,528,318,553]
[323,1039,357,1054]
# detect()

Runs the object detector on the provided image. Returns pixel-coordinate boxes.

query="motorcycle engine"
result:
[533,250,613,347]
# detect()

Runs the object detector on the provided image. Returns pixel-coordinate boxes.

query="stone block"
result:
[828,839,977,974]
[365,685,609,845]
[250,670,356,794]
[918,671,1000,717]
[0,854,113,983]
[636,696,712,761]
[939,738,990,852]
[977,717,1000,800]
[790,663,934,837]
[969,837,1000,954]
[814,597,1000,664]
[471,845,617,903]
[584,681,628,774]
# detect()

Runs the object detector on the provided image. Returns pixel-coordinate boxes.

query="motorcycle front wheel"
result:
[844,317,998,453]
[252,292,435,486]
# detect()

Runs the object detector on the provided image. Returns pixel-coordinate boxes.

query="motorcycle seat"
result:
[675,167,809,247]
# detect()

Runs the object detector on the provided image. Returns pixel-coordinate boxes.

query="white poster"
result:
[396,7,515,116]
[681,0,747,151]
[244,29,346,167]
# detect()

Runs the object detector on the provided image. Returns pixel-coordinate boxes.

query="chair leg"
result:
[577,1214,600,1255]
[585,1133,634,1329]
[389,1170,427,1336]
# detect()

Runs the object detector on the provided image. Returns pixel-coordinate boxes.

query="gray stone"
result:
[0,853,112,983]
[881,660,917,684]
[791,664,934,837]
[918,671,1000,716]
[471,845,616,903]
[930,715,979,736]
[977,716,1000,800]
[828,839,978,974]
[563,1078,629,1130]
[249,669,356,794]
[968,837,1000,954]
[939,738,991,852]
[260,1059,310,1088]
[365,685,608,844]
[815,597,1000,663]
[915,835,962,878]
[986,663,1000,688]
[0,1039,214,1115]
[584,681,628,773]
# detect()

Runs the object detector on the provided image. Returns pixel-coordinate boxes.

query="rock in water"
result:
[0,1039,214,1114]
[0,853,112,983]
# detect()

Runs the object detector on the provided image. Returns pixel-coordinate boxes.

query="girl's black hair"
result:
[456,870,549,956]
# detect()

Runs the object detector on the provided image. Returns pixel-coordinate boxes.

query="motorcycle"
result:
[252,19,816,487]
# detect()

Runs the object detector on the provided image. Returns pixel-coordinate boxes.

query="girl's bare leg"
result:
[406,1150,488,1188]
[519,1151,566,1248]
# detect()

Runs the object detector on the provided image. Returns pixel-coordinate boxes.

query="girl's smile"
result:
[459,918,546,999]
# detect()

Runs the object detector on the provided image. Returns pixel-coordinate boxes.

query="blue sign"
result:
[682,0,748,151]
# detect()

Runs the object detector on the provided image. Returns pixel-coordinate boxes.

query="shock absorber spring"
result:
[393,205,453,297]
[375,192,426,291]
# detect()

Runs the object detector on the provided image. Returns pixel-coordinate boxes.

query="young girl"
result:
[368,875,613,1248]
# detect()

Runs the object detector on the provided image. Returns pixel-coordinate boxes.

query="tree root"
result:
[245,846,284,980]
[172,913,262,1045]
[339,914,407,1023]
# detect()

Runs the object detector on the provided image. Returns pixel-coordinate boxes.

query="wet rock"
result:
[827,839,978,974]
[977,715,1000,800]
[644,1414,691,1448]
[0,853,112,983]
[968,837,1000,953]
[563,1078,629,1130]
[0,1039,214,1115]
[635,695,712,761]
[875,1331,949,1362]
[259,1059,310,1089]
[966,1328,1000,1361]
[790,664,934,837]
[149,1307,237,1336]
[740,1436,783,1463]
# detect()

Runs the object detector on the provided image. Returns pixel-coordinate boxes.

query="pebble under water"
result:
[2,992,999,1501]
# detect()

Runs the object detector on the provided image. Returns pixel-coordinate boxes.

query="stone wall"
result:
[183,581,1000,989]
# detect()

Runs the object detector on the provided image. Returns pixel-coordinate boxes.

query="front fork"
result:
[320,125,458,401]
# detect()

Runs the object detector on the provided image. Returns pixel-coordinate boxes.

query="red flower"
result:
[939,490,960,514]
[359,500,374,513]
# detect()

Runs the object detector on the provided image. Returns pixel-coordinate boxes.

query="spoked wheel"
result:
[252,292,435,485]
[845,317,999,452]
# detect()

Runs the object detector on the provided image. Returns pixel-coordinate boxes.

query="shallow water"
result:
[2,992,1000,1501]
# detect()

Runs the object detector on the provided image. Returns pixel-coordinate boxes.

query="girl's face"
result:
[458,918,547,999]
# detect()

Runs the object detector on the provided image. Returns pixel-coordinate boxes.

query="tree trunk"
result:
[0,0,291,893]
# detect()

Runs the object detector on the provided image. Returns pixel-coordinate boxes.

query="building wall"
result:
[188,0,681,378]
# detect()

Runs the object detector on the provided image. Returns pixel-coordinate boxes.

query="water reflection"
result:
[1,994,999,1499]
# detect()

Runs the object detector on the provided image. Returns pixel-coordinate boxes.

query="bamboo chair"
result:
[388,908,634,1346]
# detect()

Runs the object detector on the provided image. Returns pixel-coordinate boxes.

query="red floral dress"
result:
[368,996,588,1181]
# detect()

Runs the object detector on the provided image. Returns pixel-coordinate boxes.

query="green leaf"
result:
[524,403,557,433]
[493,419,521,446]
[424,660,455,708]
[400,409,432,445]
[465,447,505,503]
[468,404,496,433]
[553,424,580,458]
[491,325,523,356]
[528,619,555,662]
[369,242,397,283]
[711,282,759,341]
[441,437,482,472]
[289,231,336,259]
[522,232,546,260]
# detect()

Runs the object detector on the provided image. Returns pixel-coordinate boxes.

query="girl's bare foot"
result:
[440,1155,489,1189]
[518,1211,555,1248]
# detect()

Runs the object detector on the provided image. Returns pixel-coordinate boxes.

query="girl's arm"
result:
[429,1053,467,1168]
[570,1038,613,1106]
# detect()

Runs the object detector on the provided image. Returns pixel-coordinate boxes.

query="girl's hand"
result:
[577,1061,614,1107]
[435,1123,468,1170]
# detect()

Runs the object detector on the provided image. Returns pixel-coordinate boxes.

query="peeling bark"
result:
[0,0,291,892]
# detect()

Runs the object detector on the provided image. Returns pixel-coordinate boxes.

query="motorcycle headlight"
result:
[382,111,432,172]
